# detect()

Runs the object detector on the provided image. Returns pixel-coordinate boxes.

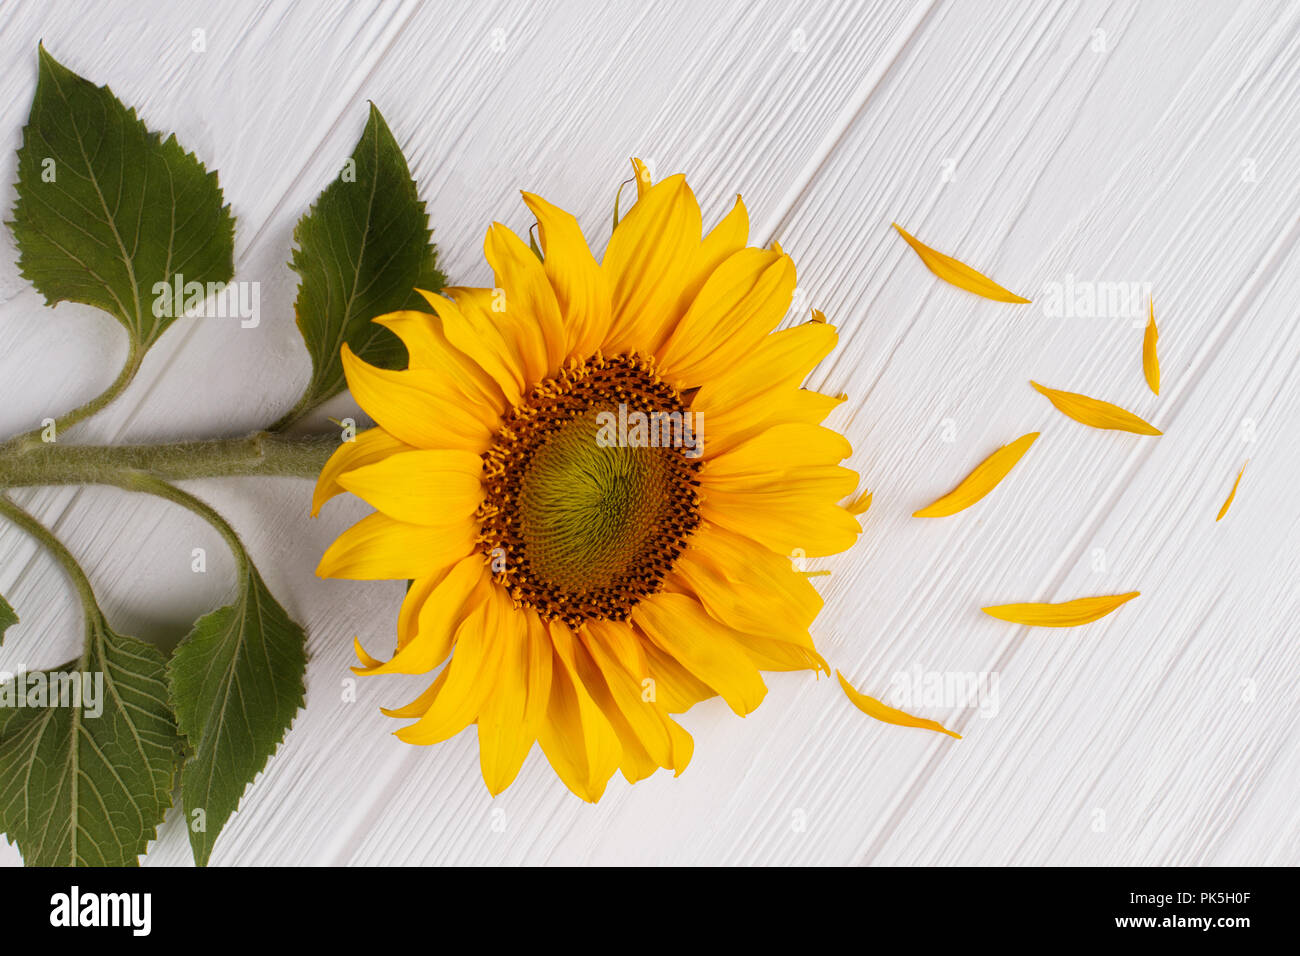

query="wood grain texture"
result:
[0,0,1296,866]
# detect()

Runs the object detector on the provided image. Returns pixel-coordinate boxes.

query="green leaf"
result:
[7,45,234,350]
[0,596,16,645]
[0,614,178,866]
[280,103,444,425]
[169,561,307,866]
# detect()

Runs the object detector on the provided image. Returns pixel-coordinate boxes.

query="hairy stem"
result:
[0,432,338,489]
[0,494,100,642]
[8,342,144,446]
[110,471,250,571]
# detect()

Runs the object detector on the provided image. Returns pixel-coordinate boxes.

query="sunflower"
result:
[312,160,861,801]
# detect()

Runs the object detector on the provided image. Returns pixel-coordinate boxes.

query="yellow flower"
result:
[313,162,860,801]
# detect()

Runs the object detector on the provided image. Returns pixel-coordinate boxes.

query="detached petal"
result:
[1216,462,1248,521]
[892,223,1030,303]
[1143,301,1161,395]
[913,432,1039,517]
[1031,381,1162,435]
[982,591,1140,627]
[837,671,962,739]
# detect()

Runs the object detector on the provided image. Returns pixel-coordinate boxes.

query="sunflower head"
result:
[313,160,861,801]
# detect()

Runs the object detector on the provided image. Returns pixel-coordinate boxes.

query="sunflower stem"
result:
[107,470,252,574]
[0,431,338,489]
[5,342,144,448]
[0,494,100,630]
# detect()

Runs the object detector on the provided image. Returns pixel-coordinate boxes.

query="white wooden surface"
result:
[0,0,1297,866]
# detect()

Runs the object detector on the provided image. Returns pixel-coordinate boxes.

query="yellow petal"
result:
[631,593,767,716]
[311,426,412,517]
[732,632,828,673]
[602,173,702,354]
[913,432,1039,517]
[656,247,795,387]
[418,289,525,405]
[1216,461,1247,522]
[340,344,492,451]
[373,309,506,415]
[1143,300,1160,395]
[477,608,550,796]
[484,222,567,379]
[581,621,690,779]
[703,422,852,483]
[700,388,845,456]
[381,670,446,719]
[537,621,622,802]
[701,488,861,557]
[847,490,872,516]
[520,191,611,359]
[395,554,487,652]
[1030,381,1162,435]
[336,449,483,526]
[631,156,652,200]
[345,323,502,434]
[982,591,1140,627]
[892,223,1030,303]
[640,639,716,713]
[691,320,837,421]
[668,523,823,639]
[354,557,488,674]
[394,587,510,745]
[836,671,961,739]
[674,194,750,321]
[353,636,382,670]
[316,510,476,581]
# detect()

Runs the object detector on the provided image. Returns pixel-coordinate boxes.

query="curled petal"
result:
[846,489,873,516]
[1216,461,1247,522]
[836,671,961,739]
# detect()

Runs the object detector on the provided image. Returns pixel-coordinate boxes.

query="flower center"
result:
[478,353,702,626]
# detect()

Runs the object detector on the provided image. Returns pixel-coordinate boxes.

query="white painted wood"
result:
[0,0,1296,866]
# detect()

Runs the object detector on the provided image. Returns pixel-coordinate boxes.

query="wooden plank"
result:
[1,0,1296,866]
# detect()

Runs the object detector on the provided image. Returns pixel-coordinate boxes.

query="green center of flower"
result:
[478,354,701,626]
